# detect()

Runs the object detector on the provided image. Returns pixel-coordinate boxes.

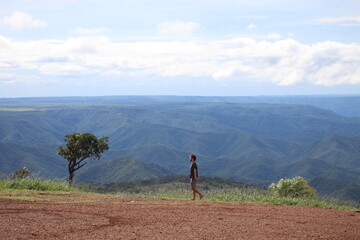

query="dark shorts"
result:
[190,179,197,189]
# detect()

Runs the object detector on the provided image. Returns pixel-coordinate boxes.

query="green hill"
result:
[86,175,251,194]
[200,155,360,186]
[2,103,360,146]
[299,135,360,170]
[0,111,65,146]
[280,158,360,183]
[0,98,360,204]
[310,178,360,205]
[76,156,174,184]
[107,125,296,162]
[203,156,282,181]
[113,144,190,174]
[0,142,66,178]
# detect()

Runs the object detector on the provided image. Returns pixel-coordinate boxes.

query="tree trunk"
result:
[68,161,75,186]
[68,170,74,186]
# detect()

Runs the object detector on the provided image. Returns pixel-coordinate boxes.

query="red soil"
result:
[1,193,359,239]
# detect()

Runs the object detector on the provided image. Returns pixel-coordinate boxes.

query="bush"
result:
[269,176,317,199]
[12,167,31,179]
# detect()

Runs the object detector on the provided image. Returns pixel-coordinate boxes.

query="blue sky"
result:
[0,0,360,97]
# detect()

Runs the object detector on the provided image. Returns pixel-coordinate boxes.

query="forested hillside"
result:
[0,96,359,203]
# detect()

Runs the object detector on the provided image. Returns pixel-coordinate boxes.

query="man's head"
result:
[189,154,197,162]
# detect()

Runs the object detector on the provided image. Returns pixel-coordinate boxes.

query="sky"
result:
[0,0,360,98]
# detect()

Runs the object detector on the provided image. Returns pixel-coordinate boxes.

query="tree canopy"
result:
[57,133,109,184]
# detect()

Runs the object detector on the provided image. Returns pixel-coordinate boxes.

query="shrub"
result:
[268,176,317,199]
[12,167,31,179]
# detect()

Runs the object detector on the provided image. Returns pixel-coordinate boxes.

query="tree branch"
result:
[73,161,87,171]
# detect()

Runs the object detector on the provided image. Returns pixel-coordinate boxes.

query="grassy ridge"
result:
[79,176,359,211]
[0,178,79,192]
[0,177,358,211]
[115,185,359,211]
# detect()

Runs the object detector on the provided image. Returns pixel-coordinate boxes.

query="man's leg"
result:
[193,188,204,200]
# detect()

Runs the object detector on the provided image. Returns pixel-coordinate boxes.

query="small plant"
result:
[12,167,31,179]
[268,176,317,199]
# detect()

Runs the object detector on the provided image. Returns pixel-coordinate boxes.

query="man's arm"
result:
[193,168,198,180]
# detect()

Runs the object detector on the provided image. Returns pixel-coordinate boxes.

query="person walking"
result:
[189,153,204,200]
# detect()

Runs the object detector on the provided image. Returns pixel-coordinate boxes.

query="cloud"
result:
[0,73,15,80]
[247,24,258,30]
[1,74,56,85]
[261,33,282,40]
[0,34,359,87]
[315,16,360,26]
[103,70,123,76]
[74,27,111,35]
[238,15,267,20]
[38,63,89,76]
[157,21,200,36]
[0,11,48,30]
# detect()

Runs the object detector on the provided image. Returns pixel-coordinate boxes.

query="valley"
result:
[0,95,359,204]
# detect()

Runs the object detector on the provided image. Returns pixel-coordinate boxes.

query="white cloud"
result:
[74,27,111,35]
[0,34,359,87]
[103,70,123,76]
[238,15,267,20]
[247,24,258,30]
[157,21,200,36]
[1,73,55,85]
[262,33,282,40]
[0,11,48,30]
[315,16,360,26]
[38,63,89,75]
[0,73,15,79]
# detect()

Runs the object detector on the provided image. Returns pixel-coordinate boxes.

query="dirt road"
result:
[0,193,359,239]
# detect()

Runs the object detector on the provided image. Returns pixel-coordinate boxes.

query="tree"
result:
[57,133,109,185]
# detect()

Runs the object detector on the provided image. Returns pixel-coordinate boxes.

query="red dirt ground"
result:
[0,193,359,240]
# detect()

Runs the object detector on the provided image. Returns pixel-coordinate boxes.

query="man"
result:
[189,154,204,200]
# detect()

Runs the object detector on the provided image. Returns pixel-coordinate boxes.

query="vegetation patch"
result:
[124,186,358,210]
[80,176,359,211]
[0,178,79,192]
[268,176,317,198]
[0,175,358,210]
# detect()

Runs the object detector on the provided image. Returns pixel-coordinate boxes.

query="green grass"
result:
[1,178,358,211]
[0,178,80,192]
[0,178,85,202]
[107,183,359,211]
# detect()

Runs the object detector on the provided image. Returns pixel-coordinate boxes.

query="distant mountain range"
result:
[0,95,359,204]
[1,95,360,116]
